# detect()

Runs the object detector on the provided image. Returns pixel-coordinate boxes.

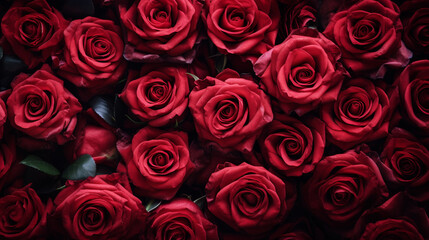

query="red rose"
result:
[397,60,429,133]
[63,117,118,167]
[0,0,68,68]
[354,193,429,240]
[0,185,47,240]
[323,0,411,78]
[118,0,202,62]
[401,0,429,55]
[117,127,194,200]
[206,162,296,235]
[280,1,317,39]
[189,69,273,152]
[119,65,189,127]
[0,142,15,191]
[258,114,325,177]
[51,174,147,240]
[302,150,389,237]
[6,66,82,145]
[380,128,429,202]
[145,198,219,240]
[254,29,347,116]
[0,98,6,139]
[54,16,126,97]
[321,78,399,150]
[202,0,280,63]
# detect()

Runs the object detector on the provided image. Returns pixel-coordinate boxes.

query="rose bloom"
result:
[302,150,389,236]
[118,0,202,62]
[401,0,429,56]
[279,1,317,39]
[54,16,126,97]
[380,128,429,202]
[321,78,398,150]
[189,69,273,152]
[353,193,429,240]
[0,0,68,68]
[254,29,347,116]
[144,198,218,240]
[50,174,147,240]
[6,66,82,145]
[258,114,325,177]
[206,162,296,235]
[119,65,189,127]
[397,60,429,133]
[323,0,411,78]
[0,185,47,240]
[202,0,280,63]
[0,141,16,191]
[117,127,194,200]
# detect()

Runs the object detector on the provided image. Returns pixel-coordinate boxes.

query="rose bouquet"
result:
[0,0,428,239]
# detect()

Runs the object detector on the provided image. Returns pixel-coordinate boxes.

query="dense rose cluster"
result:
[0,0,428,239]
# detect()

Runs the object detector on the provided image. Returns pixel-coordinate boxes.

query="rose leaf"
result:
[20,155,60,176]
[62,154,96,180]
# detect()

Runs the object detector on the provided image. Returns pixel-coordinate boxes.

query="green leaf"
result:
[145,199,162,212]
[0,47,3,61]
[62,154,96,180]
[186,72,199,81]
[89,95,116,127]
[215,55,227,73]
[20,155,60,176]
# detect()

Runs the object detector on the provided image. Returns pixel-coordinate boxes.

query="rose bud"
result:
[0,0,68,68]
[144,198,219,240]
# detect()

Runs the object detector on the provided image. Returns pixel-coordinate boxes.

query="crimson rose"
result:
[401,0,429,56]
[51,174,147,240]
[144,198,218,240]
[206,162,296,235]
[1,0,68,68]
[0,185,47,240]
[118,0,202,62]
[302,150,388,236]
[6,66,82,145]
[189,69,273,152]
[55,16,126,97]
[258,114,325,177]
[397,60,429,133]
[254,29,347,115]
[0,98,6,139]
[202,0,280,63]
[117,127,194,200]
[119,65,189,127]
[323,0,411,78]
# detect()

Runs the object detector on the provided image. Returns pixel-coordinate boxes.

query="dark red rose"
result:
[51,174,147,240]
[117,127,194,200]
[380,128,429,202]
[254,29,347,116]
[145,198,219,240]
[354,193,429,240]
[321,78,399,150]
[258,114,325,177]
[119,65,189,127]
[118,0,202,63]
[397,60,429,133]
[206,162,296,235]
[401,0,429,55]
[302,150,389,237]
[63,117,118,167]
[0,0,68,68]
[280,1,317,39]
[0,185,47,240]
[54,16,126,97]
[6,66,82,145]
[189,69,273,152]
[323,0,412,78]
[0,98,6,139]
[0,141,15,191]
[202,0,280,63]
